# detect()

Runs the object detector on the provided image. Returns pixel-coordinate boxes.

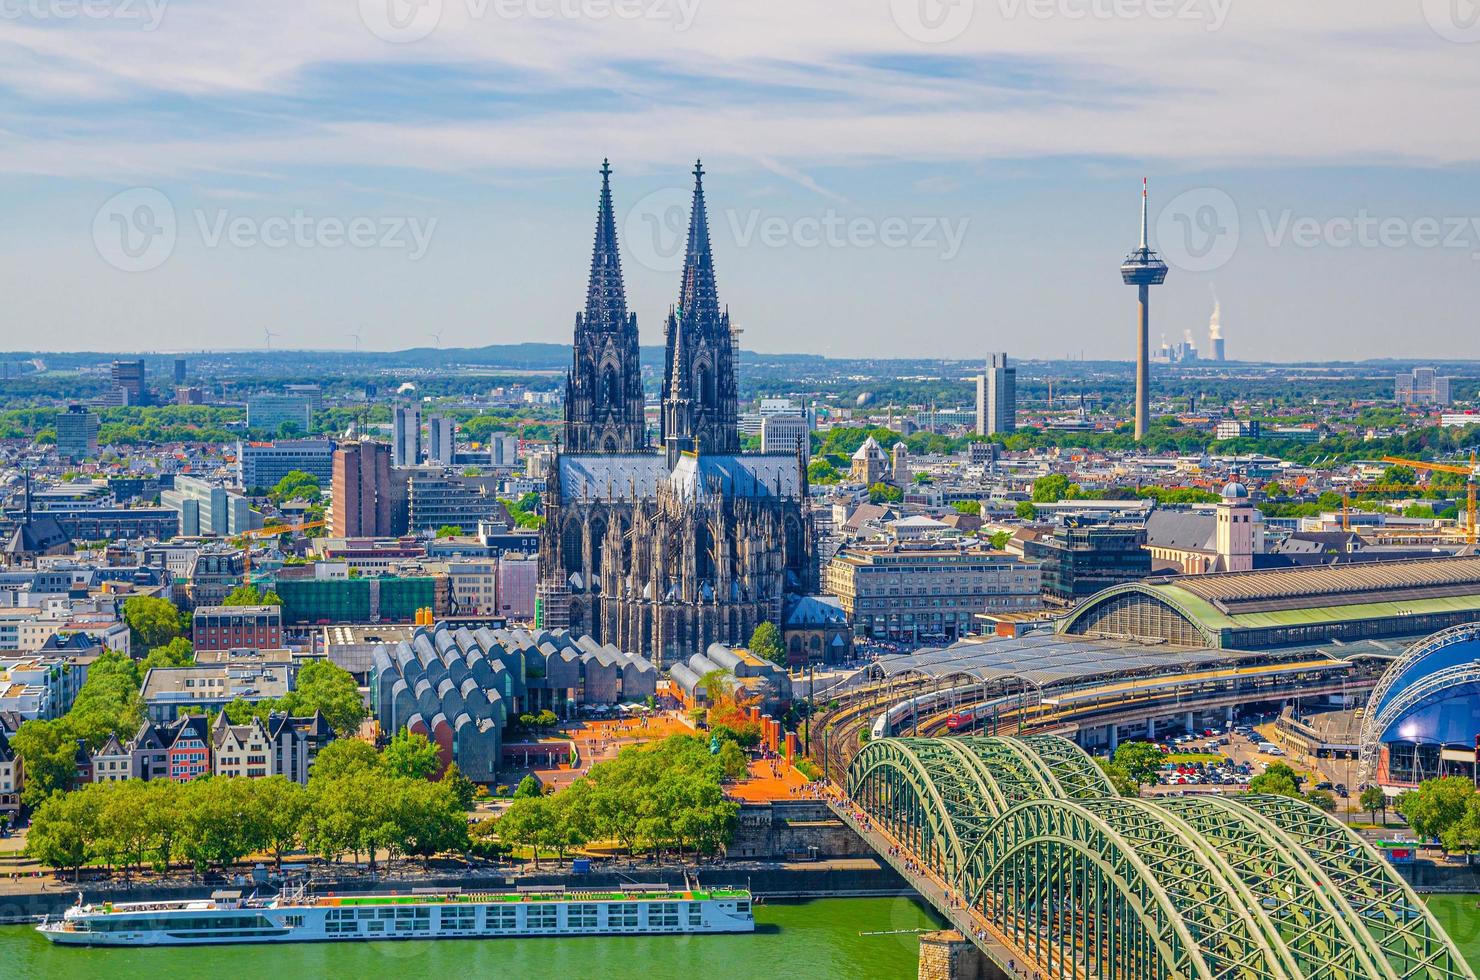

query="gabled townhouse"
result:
[268,710,335,785]
[91,732,133,782]
[0,730,22,818]
[211,712,272,780]
[129,719,171,781]
[72,738,93,785]
[165,715,210,782]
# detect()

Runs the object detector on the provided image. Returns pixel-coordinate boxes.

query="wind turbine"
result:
[346,330,362,352]
[427,331,443,348]
[262,327,279,350]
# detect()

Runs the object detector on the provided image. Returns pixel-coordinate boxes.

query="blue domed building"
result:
[1358,624,1480,788]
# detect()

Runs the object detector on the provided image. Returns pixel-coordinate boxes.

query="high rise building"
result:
[392,405,422,467]
[55,404,99,462]
[427,416,456,466]
[173,358,187,385]
[760,414,810,459]
[236,439,336,491]
[110,359,146,406]
[1120,180,1169,440]
[975,353,1017,436]
[246,394,315,436]
[161,475,259,536]
[1396,367,1453,406]
[330,441,393,537]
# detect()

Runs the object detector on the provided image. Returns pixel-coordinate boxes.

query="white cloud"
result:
[0,1,1477,181]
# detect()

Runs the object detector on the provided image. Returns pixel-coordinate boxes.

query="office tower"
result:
[55,404,100,461]
[428,415,456,466]
[975,353,1017,436]
[1395,367,1453,406]
[1119,179,1169,440]
[110,359,147,405]
[760,414,810,459]
[331,441,393,537]
[246,393,315,436]
[236,439,336,491]
[392,405,422,467]
[173,358,187,384]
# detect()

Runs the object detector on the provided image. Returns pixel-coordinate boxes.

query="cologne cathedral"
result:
[537,160,816,666]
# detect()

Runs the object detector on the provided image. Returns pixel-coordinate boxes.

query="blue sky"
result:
[2,1,1479,360]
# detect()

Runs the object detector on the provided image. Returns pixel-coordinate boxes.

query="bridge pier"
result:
[918,930,1010,980]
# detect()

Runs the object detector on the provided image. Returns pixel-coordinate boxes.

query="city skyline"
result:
[2,5,1479,359]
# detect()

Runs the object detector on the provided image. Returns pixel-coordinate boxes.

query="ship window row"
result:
[319,900,701,934]
[86,914,275,933]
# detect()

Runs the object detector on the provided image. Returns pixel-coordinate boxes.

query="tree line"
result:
[26,733,474,880]
[479,735,744,866]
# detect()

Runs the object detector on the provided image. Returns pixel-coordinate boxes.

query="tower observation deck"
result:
[1121,179,1169,441]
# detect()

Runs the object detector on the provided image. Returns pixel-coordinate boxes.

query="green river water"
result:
[3,894,1477,978]
[0,896,944,980]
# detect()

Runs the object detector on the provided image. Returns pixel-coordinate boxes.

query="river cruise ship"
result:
[37,884,755,947]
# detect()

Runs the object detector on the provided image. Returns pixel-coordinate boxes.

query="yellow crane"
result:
[234,520,327,576]
[1379,453,1477,545]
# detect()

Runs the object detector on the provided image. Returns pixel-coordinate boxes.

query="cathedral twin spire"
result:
[564,158,739,461]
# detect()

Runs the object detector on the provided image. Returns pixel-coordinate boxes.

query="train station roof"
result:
[870,633,1316,689]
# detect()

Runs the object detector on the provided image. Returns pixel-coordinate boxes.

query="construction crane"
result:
[234,520,326,577]
[1378,454,1477,545]
[1339,483,1456,533]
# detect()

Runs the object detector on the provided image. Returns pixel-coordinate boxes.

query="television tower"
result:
[1120,178,1169,440]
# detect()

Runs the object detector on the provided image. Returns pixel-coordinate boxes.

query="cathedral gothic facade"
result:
[537,161,815,666]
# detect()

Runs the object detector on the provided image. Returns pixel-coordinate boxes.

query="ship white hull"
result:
[40,894,755,948]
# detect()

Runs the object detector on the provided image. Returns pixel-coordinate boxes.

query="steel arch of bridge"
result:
[846,735,1476,980]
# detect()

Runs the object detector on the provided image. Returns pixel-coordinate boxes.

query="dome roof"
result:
[1221,480,1249,500]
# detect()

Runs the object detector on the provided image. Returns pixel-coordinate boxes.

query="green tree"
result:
[807,458,840,485]
[868,482,903,504]
[1031,474,1070,504]
[123,595,183,651]
[1015,500,1037,521]
[1112,742,1164,787]
[1396,777,1476,848]
[1305,789,1338,813]
[284,659,366,735]
[382,730,442,780]
[140,636,195,672]
[26,789,100,880]
[435,525,464,539]
[1360,785,1389,824]
[396,778,470,868]
[268,470,321,506]
[442,762,478,811]
[309,738,381,781]
[1096,759,1139,797]
[951,500,981,516]
[1248,762,1303,798]
[251,776,311,869]
[222,584,282,607]
[748,621,786,666]
[512,774,542,800]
